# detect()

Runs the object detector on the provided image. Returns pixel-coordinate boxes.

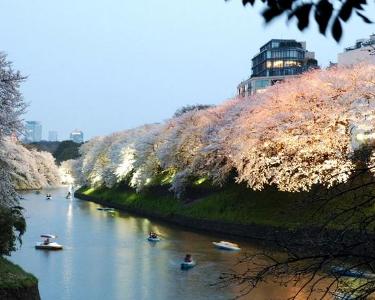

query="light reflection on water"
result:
[11,187,314,300]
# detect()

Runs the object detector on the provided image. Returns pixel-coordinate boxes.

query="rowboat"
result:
[212,241,240,251]
[181,260,196,270]
[147,236,161,242]
[35,234,63,250]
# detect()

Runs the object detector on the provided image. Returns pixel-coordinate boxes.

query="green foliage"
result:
[25,141,60,154]
[0,257,37,289]
[0,206,26,256]
[236,0,372,42]
[26,140,81,164]
[53,140,81,163]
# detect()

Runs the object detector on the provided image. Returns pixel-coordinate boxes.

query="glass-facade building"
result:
[48,131,58,142]
[70,130,84,144]
[24,121,42,143]
[237,39,318,96]
[252,40,311,77]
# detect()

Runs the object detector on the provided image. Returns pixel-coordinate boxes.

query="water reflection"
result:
[14,188,314,300]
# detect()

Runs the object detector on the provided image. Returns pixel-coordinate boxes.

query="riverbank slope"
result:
[0,257,40,300]
[75,184,355,240]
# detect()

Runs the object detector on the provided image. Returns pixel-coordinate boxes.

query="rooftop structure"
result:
[237,39,318,97]
[338,34,375,67]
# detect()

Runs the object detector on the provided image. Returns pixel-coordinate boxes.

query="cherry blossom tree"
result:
[60,159,80,185]
[70,64,375,200]
[0,139,61,190]
[0,53,27,255]
[229,65,375,192]
[129,124,165,191]
[31,149,61,186]
[0,53,62,255]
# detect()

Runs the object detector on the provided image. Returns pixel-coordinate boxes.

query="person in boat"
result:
[149,232,158,239]
[184,254,192,263]
[43,238,50,245]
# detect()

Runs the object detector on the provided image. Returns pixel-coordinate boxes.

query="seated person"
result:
[149,232,157,239]
[184,254,192,262]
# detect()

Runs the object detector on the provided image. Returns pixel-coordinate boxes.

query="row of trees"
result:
[1,138,61,190]
[0,53,29,255]
[0,53,61,255]
[67,64,375,197]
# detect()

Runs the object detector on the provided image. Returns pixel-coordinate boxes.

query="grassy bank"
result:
[0,257,37,289]
[77,183,342,229]
[77,176,375,231]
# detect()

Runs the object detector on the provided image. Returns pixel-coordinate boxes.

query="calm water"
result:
[10,187,308,300]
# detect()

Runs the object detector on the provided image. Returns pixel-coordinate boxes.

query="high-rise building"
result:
[48,131,58,142]
[237,39,319,96]
[338,34,375,67]
[24,121,42,143]
[70,130,84,143]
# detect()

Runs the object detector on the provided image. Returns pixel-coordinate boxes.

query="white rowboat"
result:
[35,234,63,250]
[212,241,241,251]
[35,241,63,250]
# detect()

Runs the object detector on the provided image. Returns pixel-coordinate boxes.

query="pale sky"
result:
[0,0,374,140]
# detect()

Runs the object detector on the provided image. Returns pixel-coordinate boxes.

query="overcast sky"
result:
[0,0,374,140]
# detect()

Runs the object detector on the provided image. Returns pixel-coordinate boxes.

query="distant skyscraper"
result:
[25,121,42,143]
[48,131,58,142]
[70,129,84,143]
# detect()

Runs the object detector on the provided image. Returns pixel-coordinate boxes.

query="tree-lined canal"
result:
[11,187,306,300]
